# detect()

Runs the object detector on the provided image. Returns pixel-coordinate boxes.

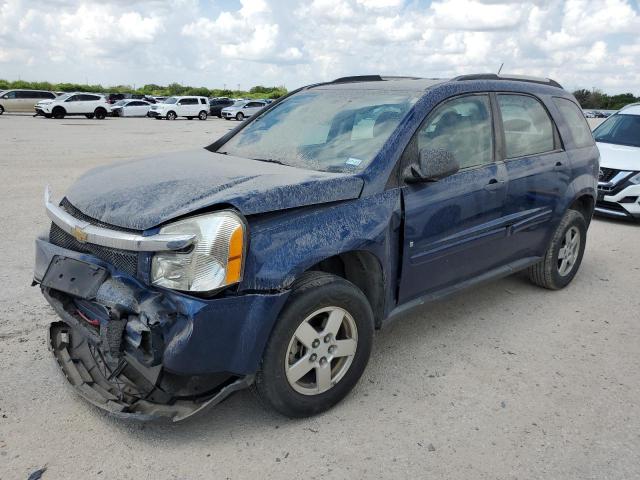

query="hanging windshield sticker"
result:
[346,157,363,166]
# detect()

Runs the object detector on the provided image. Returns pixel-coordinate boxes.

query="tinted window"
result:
[179,98,197,105]
[128,101,145,106]
[247,102,264,108]
[3,91,17,99]
[498,94,555,158]
[39,92,55,99]
[200,98,206,104]
[66,95,80,102]
[593,113,640,148]
[417,95,494,169]
[17,90,38,99]
[553,98,594,148]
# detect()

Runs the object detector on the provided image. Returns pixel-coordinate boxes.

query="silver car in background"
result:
[111,99,152,117]
[221,100,267,121]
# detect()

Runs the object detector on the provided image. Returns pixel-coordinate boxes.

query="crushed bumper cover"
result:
[35,237,290,422]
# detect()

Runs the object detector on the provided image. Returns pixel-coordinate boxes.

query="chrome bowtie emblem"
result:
[71,226,88,243]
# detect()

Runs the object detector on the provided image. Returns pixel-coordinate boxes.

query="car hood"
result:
[597,142,640,171]
[64,149,364,230]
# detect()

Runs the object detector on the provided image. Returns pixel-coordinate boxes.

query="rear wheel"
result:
[198,110,208,120]
[527,209,587,289]
[252,272,374,418]
[0,104,4,115]
[236,112,244,121]
[94,108,107,120]
[85,114,95,119]
[44,113,52,118]
[166,111,177,120]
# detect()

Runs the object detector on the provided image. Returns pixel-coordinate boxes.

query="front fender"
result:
[240,190,402,300]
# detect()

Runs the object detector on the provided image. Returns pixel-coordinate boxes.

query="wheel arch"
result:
[568,193,595,226]
[306,250,386,328]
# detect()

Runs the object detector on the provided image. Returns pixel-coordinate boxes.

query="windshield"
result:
[593,113,640,148]
[219,89,419,172]
[164,97,178,104]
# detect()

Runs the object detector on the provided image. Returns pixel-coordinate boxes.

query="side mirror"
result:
[405,148,460,182]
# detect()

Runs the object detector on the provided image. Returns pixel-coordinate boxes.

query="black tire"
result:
[166,111,177,120]
[0,104,4,115]
[52,107,65,119]
[44,113,52,118]
[528,209,587,290]
[94,108,106,120]
[236,112,244,121]
[224,117,230,121]
[154,117,162,120]
[217,113,222,118]
[252,272,374,418]
[198,110,208,120]
[85,114,95,119]
[186,116,193,120]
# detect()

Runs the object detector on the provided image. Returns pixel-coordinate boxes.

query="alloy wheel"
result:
[557,226,580,276]
[285,307,358,395]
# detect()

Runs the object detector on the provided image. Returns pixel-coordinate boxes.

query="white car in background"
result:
[36,92,111,119]
[221,100,267,121]
[593,103,640,221]
[148,96,209,120]
[111,99,152,117]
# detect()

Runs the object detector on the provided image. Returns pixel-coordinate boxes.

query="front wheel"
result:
[527,209,587,290]
[236,112,244,121]
[198,110,208,120]
[252,272,374,418]
[166,111,177,120]
[0,105,4,115]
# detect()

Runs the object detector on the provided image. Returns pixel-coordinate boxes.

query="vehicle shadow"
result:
[103,272,548,445]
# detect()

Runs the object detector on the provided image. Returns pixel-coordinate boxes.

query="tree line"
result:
[572,89,639,110]
[0,79,288,100]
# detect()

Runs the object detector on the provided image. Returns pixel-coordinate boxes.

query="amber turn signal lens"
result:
[225,225,244,284]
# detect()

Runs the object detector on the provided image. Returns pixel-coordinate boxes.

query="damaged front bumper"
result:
[34,237,289,422]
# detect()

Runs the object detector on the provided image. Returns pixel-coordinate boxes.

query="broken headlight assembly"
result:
[151,211,246,293]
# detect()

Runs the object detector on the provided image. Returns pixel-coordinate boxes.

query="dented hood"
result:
[65,149,364,230]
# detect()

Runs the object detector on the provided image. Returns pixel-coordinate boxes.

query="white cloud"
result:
[0,0,638,93]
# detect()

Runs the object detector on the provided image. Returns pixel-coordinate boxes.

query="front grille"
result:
[599,167,618,182]
[49,199,139,276]
[596,200,628,214]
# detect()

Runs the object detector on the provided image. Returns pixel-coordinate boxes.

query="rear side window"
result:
[17,90,36,99]
[79,94,100,101]
[553,97,595,148]
[179,98,197,105]
[200,98,206,104]
[497,94,555,158]
[417,94,494,169]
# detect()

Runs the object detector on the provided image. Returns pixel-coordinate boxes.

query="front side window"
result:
[417,95,494,170]
[3,91,17,99]
[553,97,594,148]
[498,94,555,158]
[164,97,178,104]
[593,113,640,148]
[219,88,420,172]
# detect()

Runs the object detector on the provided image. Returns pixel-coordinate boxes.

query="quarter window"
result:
[417,95,494,169]
[497,94,555,158]
[553,97,595,148]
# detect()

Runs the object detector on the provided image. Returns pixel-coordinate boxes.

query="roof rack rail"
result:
[453,73,563,89]
[620,102,640,111]
[331,75,424,84]
[332,75,384,83]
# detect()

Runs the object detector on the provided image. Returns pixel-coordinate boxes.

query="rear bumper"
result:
[595,184,640,220]
[35,237,290,421]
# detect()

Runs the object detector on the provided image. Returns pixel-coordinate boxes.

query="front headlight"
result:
[151,211,246,293]
[629,172,640,185]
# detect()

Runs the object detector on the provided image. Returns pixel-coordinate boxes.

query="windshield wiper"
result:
[251,158,288,166]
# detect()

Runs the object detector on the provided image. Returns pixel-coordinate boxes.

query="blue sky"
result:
[0,0,639,93]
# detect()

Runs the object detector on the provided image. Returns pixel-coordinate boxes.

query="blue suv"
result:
[34,74,599,421]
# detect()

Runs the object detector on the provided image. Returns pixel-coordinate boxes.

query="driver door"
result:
[398,94,511,303]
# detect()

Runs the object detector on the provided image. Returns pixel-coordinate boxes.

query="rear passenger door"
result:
[494,93,570,261]
[399,94,510,303]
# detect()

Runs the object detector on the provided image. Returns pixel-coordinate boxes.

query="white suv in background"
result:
[593,103,640,221]
[36,92,111,119]
[148,96,209,120]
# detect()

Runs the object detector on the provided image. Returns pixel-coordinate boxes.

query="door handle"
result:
[484,179,504,192]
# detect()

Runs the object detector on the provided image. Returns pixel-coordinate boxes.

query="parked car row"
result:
[0,88,274,121]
